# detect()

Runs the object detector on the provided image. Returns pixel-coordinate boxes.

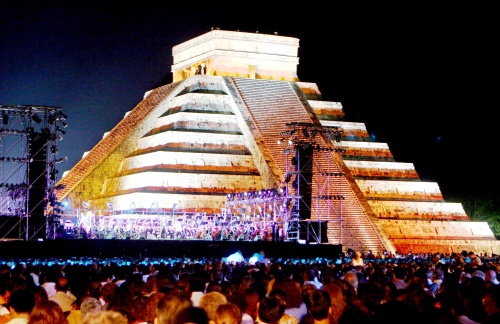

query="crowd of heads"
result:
[0,248,499,323]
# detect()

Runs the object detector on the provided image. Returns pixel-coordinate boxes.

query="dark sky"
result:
[1,1,497,201]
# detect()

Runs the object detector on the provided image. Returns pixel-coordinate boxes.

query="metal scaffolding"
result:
[278,122,346,244]
[0,104,67,240]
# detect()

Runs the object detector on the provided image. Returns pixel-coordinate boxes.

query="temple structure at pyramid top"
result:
[171,30,300,82]
[53,29,500,255]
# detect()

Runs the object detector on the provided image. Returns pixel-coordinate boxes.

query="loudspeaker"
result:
[28,131,49,240]
[299,221,328,243]
[293,143,313,219]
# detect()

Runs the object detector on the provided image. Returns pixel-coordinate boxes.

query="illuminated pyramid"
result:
[56,30,500,255]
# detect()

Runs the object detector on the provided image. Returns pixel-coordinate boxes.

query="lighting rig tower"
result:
[0,105,67,240]
[279,122,345,243]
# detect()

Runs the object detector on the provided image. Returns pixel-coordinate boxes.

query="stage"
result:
[0,238,342,260]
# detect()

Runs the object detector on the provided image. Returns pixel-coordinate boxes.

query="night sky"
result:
[1,1,497,201]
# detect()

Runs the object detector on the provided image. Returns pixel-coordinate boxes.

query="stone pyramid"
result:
[56,30,500,255]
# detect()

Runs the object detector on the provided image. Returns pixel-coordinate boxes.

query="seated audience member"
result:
[199,291,227,322]
[431,268,445,293]
[130,295,149,323]
[460,272,472,285]
[470,254,483,269]
[322,283,347,324]
[82,310,128,324]
[173,306,209,324]
[227,292,254,324]
[41,265,60,298]
[49,277,76,314]
[86,281,103,305]
[108,305,133,324]
[66,299,82,324]
[355,281,387,319]
[349,251,366,269]
[303,290,331,324]
[189,272,207,307]
[256,296,285,324]
[0,281,11,324]
[391,267,407,290]
[79,297,103,320]
[268,289,298,324]
[100,282,117,310]
[342,271,359,293]
[5,289,35,324]
[483,285,500,324]
[154,295,192,324]
[300,284,318,324]
[206,281,222,294]
[271,278,307,322]
[144,292,165,324]
[28,299,68,324]
[214,303,241,324]
[435,288,480,324]
[485,269,500,288]
[30,285,49,305]
[303,268,323,289]
[470,274,488,301]
[242,287,260,323]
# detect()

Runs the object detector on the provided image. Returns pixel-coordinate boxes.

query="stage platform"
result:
[0,239,342,260]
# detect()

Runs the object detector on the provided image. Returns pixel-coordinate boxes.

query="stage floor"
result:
[0,239,342,260]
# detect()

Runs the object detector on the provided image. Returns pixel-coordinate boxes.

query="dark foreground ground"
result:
[0,239,342,260]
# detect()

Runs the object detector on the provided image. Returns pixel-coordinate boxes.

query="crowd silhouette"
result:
[0,249,499,323]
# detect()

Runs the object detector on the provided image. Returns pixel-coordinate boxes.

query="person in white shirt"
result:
[41,266,60,298]
[188,273,206,307]
[349,251,366,269]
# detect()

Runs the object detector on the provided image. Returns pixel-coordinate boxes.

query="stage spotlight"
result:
[54,157,68,164]
[58,112,68,120]
[48,114,57,124]
[31,113,42,124]
[56,126,66,135]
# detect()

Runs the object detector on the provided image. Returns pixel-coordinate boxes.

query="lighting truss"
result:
[0,104,68,240]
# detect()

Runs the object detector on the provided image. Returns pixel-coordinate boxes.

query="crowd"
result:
[0,249,500,323]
